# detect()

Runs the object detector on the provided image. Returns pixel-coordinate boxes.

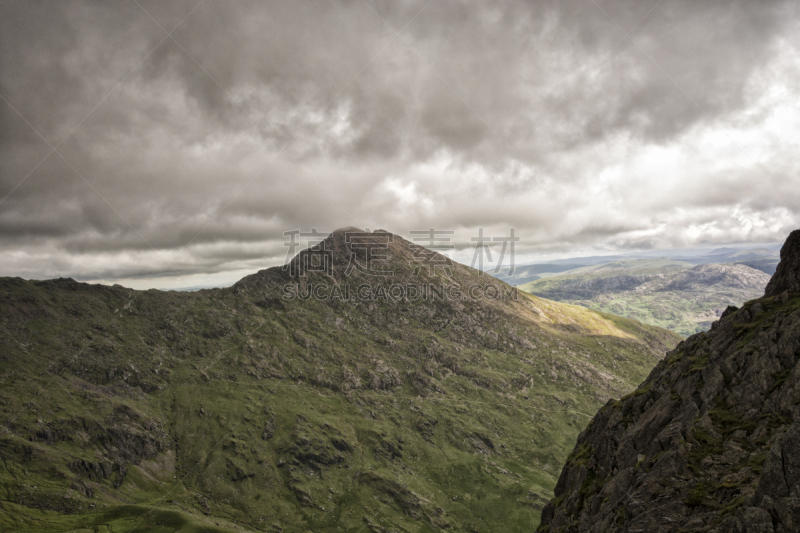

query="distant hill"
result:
[494,245,780,287]
[732,258,780,275]
[0,228,680,532]
[490,263,588,287]
[518,260,771,337]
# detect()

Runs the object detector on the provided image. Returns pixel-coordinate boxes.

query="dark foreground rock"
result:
[539,229,800,533]
[765,230,800,297]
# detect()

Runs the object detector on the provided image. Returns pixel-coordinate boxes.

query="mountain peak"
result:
[330,225,365,235]
[238,226,465,287]
[764,228,800,297]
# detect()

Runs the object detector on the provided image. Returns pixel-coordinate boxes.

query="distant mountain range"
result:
[516,260,771,337]
[494,245,781,288]
[494,244,779,338]
[0,228,680,532]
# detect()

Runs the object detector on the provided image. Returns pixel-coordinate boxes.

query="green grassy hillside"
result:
[0,229,680,532]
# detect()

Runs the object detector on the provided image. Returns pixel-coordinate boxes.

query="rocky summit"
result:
[538,229,800,533]
[0,228,679,532]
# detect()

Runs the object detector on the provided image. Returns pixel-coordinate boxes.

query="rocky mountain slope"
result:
[520,261,771,337]
[538,229,800,533]
[0,228,680,532]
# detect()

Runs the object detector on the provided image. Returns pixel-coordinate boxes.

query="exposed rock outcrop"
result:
[539,229,800,533]
[765,229,800,297]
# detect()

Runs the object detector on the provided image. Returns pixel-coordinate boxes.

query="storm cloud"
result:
[1,0,799,288]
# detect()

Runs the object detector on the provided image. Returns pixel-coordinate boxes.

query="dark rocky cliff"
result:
[538,229,800,533]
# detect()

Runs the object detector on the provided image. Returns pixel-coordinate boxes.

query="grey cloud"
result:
[6,0,795,150]
[1,0,799,285]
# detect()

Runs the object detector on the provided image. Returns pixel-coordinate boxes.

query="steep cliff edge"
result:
[539,229,800,533]
[765,230,800,297]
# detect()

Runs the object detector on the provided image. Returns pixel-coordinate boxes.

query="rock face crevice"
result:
[539,229,800,533]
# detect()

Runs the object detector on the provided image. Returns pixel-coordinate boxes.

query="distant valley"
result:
[518,260,770,338]
[494,247,778,338]
[495,245,780,287]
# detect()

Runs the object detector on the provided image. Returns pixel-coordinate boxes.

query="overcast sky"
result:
[2,0,799,289]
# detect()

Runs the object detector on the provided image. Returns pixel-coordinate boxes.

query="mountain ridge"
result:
[0,227,680,532]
